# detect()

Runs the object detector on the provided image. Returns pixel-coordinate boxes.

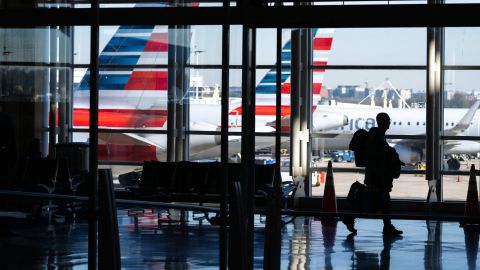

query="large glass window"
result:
[443,27,480,200]
[312,28,428,200]
[0,26,81,261]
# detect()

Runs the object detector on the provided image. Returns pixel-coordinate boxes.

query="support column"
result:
[263,26,283,270]
[167,26,177,162]
[168,25,191,162]
[88,1,100,269]
[58,26,71,143]
[238,26,255,270]
[426,25,443,202]
[176,26,190,161]
[49,26,58,155]
[290,28,312,202]
[426,0,444,203]
[220,5,231,269]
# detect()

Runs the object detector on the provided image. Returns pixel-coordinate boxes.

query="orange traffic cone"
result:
[457,175,461,183]
[464,165,480,218]
[320,171,325,184]
[322,161,337,214]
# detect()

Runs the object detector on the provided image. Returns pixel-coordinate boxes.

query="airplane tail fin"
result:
[312,28,334,105]
[255,28,334,102]
[77,25,169,92]
[445,100,480,135]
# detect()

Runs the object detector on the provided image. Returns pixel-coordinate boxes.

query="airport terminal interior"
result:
[2,0,480,269]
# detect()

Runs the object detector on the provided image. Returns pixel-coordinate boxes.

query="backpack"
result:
[349,129,368,167]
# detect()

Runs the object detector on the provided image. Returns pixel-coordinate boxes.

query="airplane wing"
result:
[99,132,160,147]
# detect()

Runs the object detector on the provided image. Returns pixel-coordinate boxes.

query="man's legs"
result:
[380,191,402,235]
[341,216,356,234]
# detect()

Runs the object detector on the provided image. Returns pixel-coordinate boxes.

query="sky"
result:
[73,26,480,94]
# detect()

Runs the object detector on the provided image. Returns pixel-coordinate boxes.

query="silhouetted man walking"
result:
[343,112,403,235]
[365,112,402,235]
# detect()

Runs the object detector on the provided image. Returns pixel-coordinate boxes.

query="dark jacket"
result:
[364,127,393,192]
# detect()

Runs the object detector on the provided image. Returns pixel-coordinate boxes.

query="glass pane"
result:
[99,1,224,7]
[230,25,243,66]
[229,69,242,132]
[445,28,480,66]
[255,68,281,133]
[312,160,428,200]
[441,140,478,173]
[445,0,480,3]
[98,25,222,66]
[0,26,85,266]
[313,68,426,199]
[256,28,277,66]
[0,1,86,8]
[0,28,74,63]
[190,25,222,65]
[310,0,427,5]
[99,25,168,66]
[74,26,91,64]
[443,70,480,110]
[443,173,472,201]
[75,67,169,129]
[319,70,426,134]
[326,28,426,66]
[188,68,221,131]
[189,135,244,161]
[99,132,166,162]
[441,70,480,183]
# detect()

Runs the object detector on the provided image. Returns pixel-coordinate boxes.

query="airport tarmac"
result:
[104,158,480,202]
[309,159,480,201]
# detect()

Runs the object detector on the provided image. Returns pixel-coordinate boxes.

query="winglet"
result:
[446,100,480,135]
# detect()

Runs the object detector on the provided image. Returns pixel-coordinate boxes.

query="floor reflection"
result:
[0,210,479,269]
[464,225,480,270]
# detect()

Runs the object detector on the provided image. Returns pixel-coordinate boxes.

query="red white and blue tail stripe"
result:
[229,28,334,129]
[75,25,170,129]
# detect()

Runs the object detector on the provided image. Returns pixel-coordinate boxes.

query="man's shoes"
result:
[383,225,403,235]
[341,217,357,234]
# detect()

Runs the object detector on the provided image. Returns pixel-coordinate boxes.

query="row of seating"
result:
[12,157,86,194]
[122,161,278,198]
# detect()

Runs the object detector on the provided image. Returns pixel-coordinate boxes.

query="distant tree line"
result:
[407,91,477,108]
[444,92,476,108]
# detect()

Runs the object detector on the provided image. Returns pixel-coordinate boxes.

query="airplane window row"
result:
[389,121,463,127]
[392,121,426,126]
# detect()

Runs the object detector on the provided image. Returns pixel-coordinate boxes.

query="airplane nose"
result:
[343,115,349,125]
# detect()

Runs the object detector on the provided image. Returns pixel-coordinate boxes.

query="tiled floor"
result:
[0,209,478,269]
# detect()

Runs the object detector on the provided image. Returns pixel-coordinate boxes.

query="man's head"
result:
[376,112,390,131]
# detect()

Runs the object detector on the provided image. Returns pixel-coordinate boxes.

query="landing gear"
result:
[447,157,461,171]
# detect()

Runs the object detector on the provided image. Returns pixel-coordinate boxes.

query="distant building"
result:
[329,85,368,99]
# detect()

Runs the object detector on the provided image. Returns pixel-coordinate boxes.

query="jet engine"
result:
[393,144,423,165]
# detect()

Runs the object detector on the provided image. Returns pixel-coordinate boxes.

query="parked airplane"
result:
[309,101,480,169]
[73,26,347,161]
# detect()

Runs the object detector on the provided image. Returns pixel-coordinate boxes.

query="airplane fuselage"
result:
[314,106,480,159]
